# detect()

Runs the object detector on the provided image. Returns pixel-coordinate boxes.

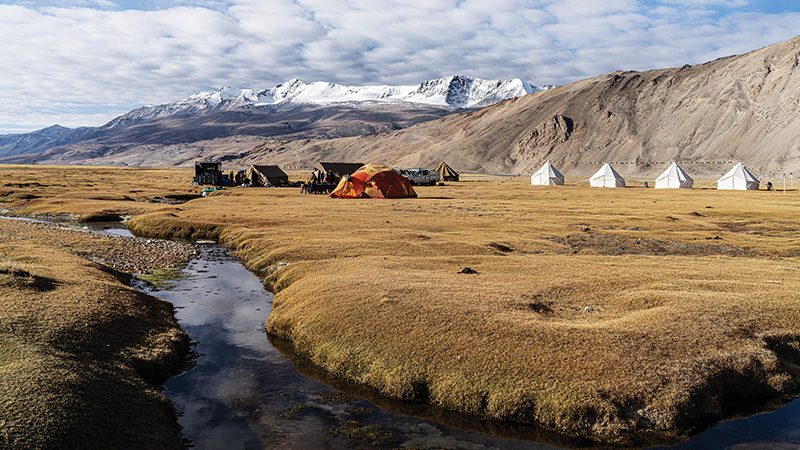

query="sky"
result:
[1,0,799,134]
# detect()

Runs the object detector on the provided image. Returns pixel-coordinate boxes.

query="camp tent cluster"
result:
[530,161,763,190]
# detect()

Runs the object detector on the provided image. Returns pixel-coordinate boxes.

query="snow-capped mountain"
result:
[0,75,553,165]
[104,76,545,129]
[252,75,541,107]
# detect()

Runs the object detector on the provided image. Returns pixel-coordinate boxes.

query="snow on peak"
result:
[195,75,544,109]
[106,76,548,129]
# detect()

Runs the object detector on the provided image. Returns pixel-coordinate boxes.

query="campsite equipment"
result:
[398,168,440,185]
[435,161,460,181]
[531,162,565,186]
[194,161,223,185]
[655,162,694,189]
[330,163,417,198]
[245,165,289,187]
[717,162,760,190]
[589,163,625,188]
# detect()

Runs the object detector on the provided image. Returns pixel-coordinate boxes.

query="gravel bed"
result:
[0,217,197,273]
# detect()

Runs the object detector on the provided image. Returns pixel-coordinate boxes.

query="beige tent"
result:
[245,165,289,187]
[314,162,364,179]
[435,161,460,181]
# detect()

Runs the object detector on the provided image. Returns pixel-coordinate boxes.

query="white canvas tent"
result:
[531,162,565,186]
[589,163,625,188]
[655,162,693,189]
[717,162,760,190]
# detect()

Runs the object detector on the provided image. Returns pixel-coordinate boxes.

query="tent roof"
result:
[718,162,759,182]
[314,162,364,176]
[357,163,393,176]
[435,161,459,177]
[656,162,693,182]
[250,165,288,178]
[533,162,564,179]
[590,163,624,180]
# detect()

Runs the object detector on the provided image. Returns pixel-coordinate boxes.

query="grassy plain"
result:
[2,164,800,444]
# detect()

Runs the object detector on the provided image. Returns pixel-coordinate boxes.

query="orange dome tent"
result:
[330,163,417,199]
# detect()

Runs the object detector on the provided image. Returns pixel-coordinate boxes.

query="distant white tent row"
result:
[529,161,762,190]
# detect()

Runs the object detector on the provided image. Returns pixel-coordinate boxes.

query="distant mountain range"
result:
[0,125,95,158]
[0,76,548,165]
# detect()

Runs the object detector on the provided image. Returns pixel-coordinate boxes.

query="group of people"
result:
[301,169,338,194]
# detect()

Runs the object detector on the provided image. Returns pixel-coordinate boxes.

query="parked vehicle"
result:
[397,168,441,186]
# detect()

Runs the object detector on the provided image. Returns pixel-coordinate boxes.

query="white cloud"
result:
[659,0,748,7]
[1,0,799,133]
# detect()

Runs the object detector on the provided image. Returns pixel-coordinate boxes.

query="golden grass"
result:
[0,243,187,449]
[3,164,800,442]
[0,165,199,220]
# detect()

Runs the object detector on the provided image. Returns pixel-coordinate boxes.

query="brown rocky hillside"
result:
[243,35,800,178]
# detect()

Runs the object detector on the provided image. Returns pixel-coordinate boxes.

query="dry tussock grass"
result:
[0,243,187,449]
[3,164,800,441]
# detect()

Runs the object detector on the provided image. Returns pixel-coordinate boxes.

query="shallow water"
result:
[0,215,135,237]
[149,244,800,450]
[78,221,136,237]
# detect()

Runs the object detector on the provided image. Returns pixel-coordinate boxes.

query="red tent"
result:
[330,163,417,198]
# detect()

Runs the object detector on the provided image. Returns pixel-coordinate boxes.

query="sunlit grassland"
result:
[2,164,800,441]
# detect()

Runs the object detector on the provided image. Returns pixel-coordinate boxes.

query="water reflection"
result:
[153,244,800,450]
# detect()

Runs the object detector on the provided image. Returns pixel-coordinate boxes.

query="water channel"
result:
[135,242,800,450]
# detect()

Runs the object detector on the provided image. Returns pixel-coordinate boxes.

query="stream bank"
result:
[151,243,800,450]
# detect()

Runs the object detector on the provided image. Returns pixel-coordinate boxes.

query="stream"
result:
[136,243,800,450]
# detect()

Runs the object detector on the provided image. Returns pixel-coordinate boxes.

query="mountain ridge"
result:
[0,75,542,163]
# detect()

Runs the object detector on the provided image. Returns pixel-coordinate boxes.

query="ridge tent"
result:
[531,162,565,186]
[435,161,460,181]
[245,165,289,187]
[655,162,693,189]
[589,163,626,188]
[330,163,417,199]
[717,162,760,190]
[314,162,364,179]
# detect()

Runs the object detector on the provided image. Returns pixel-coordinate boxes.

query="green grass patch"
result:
[134,266,189,290]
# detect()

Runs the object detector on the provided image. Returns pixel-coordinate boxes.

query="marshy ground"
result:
[1,164,799,446]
